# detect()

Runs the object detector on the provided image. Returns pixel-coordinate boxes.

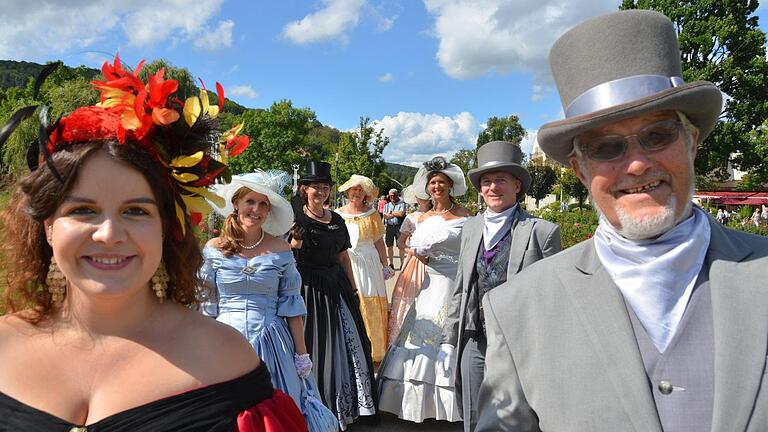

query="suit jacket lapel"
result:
[462,216,484,292]
[507,210,534,275]
[562,241,663,432]
[708,219,768,431]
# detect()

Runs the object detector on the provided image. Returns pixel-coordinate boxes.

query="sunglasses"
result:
[578,119,685,161]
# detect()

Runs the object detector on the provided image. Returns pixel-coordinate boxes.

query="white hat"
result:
[412,156,467,197]
[210,170,295,236]
[338,174,379,202]
[402,170,431,204]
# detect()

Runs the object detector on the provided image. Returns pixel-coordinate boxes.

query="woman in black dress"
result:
[0,57,304,432]
[290,161,377,430]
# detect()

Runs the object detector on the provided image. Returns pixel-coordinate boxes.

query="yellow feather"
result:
[170,151,204,168]
[171,172,200,183]
[183,96,201,127]
[175,201,186,237]
[182,185,225,208]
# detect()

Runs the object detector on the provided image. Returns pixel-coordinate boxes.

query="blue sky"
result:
[2,0,767,166]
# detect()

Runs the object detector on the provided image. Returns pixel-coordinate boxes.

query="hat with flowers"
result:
[0,55,250,236]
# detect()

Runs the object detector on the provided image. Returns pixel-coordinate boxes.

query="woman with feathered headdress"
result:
[0,57,305,430]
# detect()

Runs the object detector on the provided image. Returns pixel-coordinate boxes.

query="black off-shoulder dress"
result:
[0,363,307,432]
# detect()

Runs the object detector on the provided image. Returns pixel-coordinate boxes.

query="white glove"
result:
[294,353,313,379]
[437,343,455,378]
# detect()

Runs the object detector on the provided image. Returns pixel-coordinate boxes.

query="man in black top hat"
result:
[440,140,561,431]
[476,10,768,431]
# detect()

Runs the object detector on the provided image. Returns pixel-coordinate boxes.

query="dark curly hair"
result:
[0,140,203,323]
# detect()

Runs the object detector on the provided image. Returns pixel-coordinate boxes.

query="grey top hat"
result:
[538,10,722,165]
[468,140,531,201]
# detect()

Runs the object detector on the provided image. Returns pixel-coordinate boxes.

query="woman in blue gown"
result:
[201,171,338,432]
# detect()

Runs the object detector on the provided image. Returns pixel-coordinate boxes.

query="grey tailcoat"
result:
[441,208,561,393]
[476,217,768,431]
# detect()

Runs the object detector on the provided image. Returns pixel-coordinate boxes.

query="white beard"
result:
[614,198,679,240]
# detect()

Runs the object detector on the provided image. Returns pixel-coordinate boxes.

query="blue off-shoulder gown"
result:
[200,247,338,432]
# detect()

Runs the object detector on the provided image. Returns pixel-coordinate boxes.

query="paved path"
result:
[346,413,463,431]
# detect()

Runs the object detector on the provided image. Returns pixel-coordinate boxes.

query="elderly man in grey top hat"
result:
[439,140,561,431]
[476,10,768,432]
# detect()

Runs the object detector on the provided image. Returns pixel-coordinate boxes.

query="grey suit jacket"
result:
[476,217,768,431]
[441,208,561,383]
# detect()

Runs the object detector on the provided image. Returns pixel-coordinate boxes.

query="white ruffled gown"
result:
[376,215,467,423]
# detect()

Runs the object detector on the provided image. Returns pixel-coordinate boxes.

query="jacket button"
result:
[658,379,674,395]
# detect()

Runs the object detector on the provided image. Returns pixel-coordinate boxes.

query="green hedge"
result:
[535,203,599,248]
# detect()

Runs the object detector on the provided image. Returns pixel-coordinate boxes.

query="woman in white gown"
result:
[377,157,471,423]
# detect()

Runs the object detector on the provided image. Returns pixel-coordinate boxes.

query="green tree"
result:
[476,115,526,147]
[560,168,589,208]
[527,162,558,207]
[138,59,198,100]
[228,100,318,174]
[620,0,768,183]
[334,116,389,186]
[450,148,478,204]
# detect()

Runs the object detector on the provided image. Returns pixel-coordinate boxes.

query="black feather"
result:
[34,62,61,100]
[37,106,62,183]
[0,105,38,150]
[26,138,38,170]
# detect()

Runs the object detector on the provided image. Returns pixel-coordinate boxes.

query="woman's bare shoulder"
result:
[171,307,259,382]
[454,206,472,217]
[205,237,222,248]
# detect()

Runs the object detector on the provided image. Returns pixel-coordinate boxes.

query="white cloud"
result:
[193,20,234,51]
[519,129,537,157]
[0,0,232,60]
[281,0,365,45]
[378,72,394,82]
[377,15,396,32]
[373,112,481,166]
[422,0,614,85]
[228,84,258,99]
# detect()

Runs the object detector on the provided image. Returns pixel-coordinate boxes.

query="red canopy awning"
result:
[694,191,768,205]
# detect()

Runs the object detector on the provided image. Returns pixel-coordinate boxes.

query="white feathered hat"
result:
[210,170,294,236]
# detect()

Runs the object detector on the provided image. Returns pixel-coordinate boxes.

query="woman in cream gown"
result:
[336,175,392,363]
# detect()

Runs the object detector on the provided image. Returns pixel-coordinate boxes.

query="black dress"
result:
[0,363,306,432]
[294,211,377,428]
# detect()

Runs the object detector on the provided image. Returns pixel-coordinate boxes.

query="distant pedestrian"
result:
[377,195,387,218]
[383,189,407,269]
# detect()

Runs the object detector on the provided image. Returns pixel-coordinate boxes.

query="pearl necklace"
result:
[431,202,455,216]
[238,230,265,250]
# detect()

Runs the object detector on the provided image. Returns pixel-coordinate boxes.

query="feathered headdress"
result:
[0,55,250,236]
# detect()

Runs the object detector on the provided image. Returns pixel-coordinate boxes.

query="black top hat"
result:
[468,141,531,201]
[298,161,334,185]
[537,10,722,165]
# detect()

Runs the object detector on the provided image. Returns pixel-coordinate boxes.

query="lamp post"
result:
[334,152,340,208]
[292,164,300,193]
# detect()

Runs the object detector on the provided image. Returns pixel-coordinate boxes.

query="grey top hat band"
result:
[477,160,516,170]
[565,74,685,118]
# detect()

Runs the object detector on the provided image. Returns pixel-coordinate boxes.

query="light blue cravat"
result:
[594,207,711,352]
[483,204,517,250]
